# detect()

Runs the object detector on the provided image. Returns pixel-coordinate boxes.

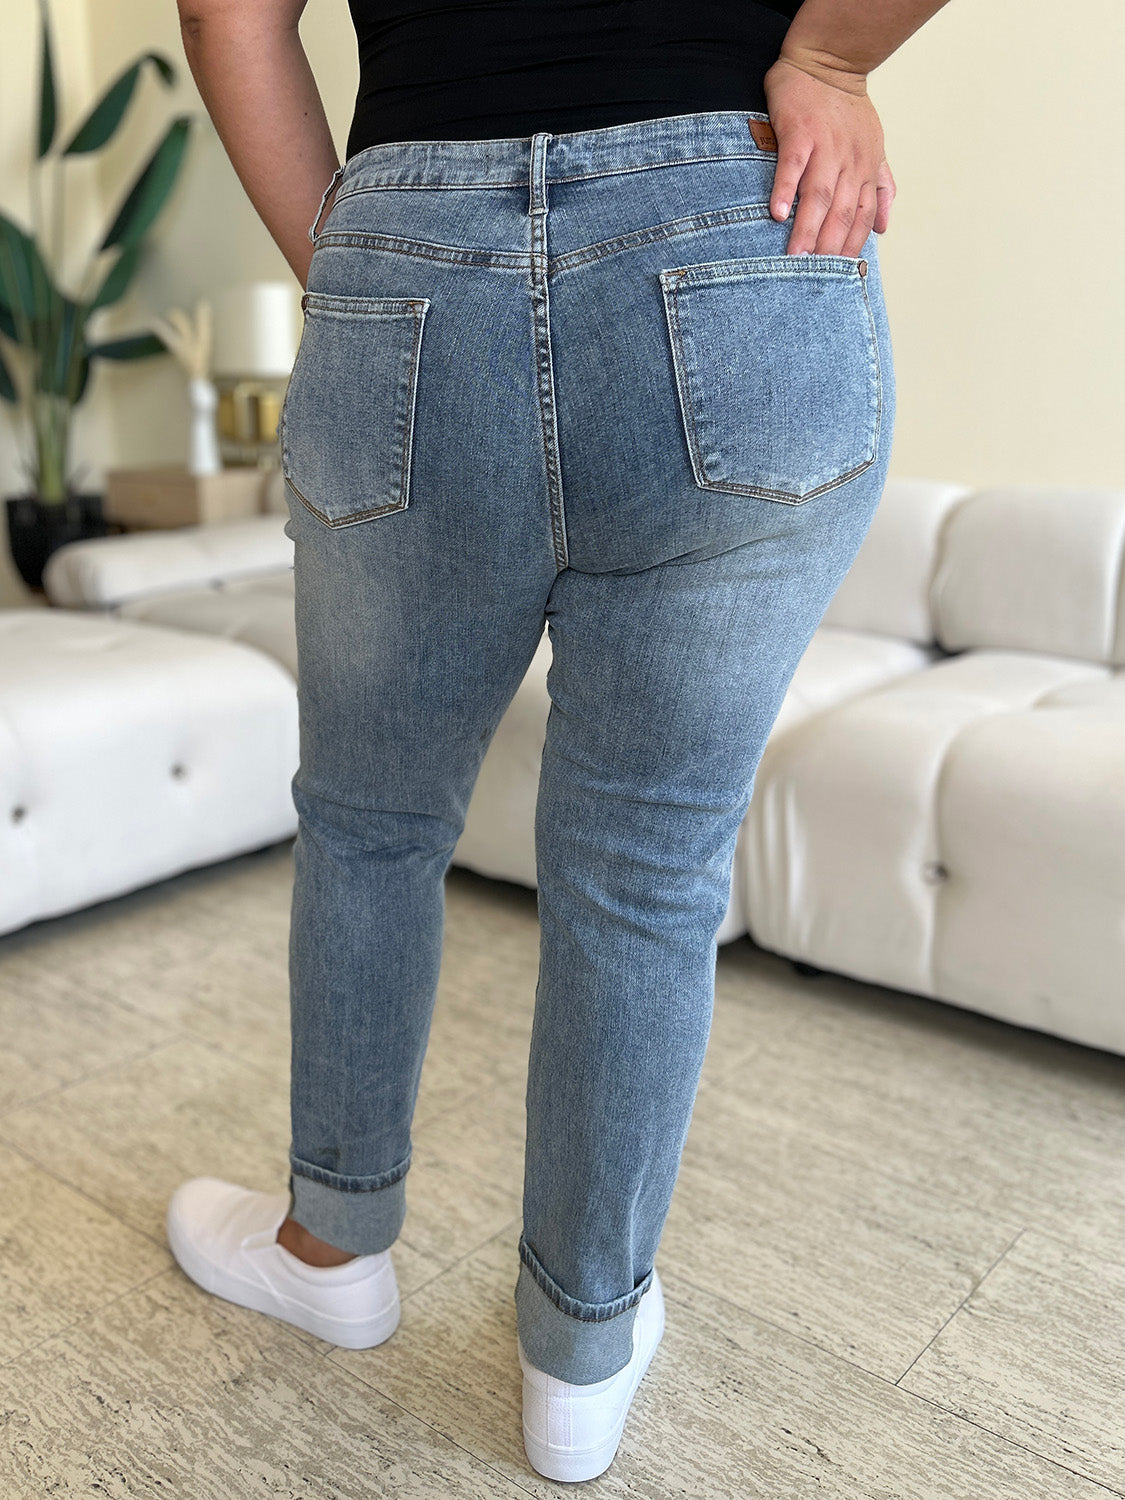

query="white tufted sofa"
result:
[33,476,1125,1055]
[0,608,299,936]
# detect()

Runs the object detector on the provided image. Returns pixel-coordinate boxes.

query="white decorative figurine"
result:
[147,298,221,477]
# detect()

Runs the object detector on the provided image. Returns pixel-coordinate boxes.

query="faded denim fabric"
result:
[279,109,895,1384]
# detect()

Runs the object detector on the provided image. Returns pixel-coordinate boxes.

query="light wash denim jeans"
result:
[278,109,895,1384]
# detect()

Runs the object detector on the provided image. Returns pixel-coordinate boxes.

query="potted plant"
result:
[0,0,193,590]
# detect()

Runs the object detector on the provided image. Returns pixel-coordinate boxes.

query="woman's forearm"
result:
[178,6,338,289]
[777,0,955,93]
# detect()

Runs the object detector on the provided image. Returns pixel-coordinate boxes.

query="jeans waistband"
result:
[332,109,779,218]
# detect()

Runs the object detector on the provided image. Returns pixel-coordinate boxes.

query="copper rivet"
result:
[857,259,868,277]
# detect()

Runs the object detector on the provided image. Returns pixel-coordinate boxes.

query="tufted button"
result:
[171,763,188,780]
[922,861,949,884]
[11,805,26,823]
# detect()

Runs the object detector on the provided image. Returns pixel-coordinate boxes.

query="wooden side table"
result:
[104,466,275,530]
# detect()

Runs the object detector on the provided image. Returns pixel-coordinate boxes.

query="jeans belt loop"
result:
[308,164,346,244]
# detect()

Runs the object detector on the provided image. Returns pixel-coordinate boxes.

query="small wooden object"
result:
[104,465,271,529]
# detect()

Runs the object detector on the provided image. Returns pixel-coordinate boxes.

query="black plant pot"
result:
[5,492,110,592]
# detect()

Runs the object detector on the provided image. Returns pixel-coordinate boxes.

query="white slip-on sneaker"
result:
[166,1176,400,1350]
[519,1267,665,1483]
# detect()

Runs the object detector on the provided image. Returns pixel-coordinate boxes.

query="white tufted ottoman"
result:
[0,609,298,937]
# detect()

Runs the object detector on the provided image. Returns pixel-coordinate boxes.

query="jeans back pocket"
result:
[659,255,882,505]
[280,292,431,528]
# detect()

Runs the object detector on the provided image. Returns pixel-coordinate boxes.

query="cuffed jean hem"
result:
[287,1153,410,1256]
[514,1235,654,1384]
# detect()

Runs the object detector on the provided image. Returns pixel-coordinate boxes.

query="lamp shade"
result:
[211,281,302,378]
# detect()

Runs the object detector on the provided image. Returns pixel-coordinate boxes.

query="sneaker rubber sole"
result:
[166,1178,400,1350]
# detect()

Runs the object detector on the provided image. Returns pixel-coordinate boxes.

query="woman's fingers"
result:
[783,155,887,258]
[769,133,813,225]
[815,162,892,258]
[787,163,845,255]
[873,156,897,234]
[841,177,879,258]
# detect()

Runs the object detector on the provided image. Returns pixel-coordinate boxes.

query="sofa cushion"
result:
[932,485,1125,665]
[820,477,972,645]
[0,609,298,937]
[737,648,1124,1053]
[119,572,298,678]
[41,514,293,610]
[770,626,937,736]
[934,667,1125,1050]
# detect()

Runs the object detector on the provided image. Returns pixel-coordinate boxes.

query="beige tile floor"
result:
[0,839,1122,1498]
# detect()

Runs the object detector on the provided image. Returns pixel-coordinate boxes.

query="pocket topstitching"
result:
[280,292,430,529]
[659,254,882,505]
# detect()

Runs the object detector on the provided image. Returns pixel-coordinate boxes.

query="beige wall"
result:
[1,0,1122,607]
[869,0,1125,490]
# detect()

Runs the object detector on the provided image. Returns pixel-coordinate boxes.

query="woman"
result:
[166,0,949,1482]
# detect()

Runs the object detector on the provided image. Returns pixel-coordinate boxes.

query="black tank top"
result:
[344,0,801,157]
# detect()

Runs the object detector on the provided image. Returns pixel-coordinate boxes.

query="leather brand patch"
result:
[747,119,778,153]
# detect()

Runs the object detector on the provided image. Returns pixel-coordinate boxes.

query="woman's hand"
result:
[761,53,897,258]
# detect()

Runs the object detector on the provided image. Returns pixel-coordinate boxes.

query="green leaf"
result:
[90,241,142,310]
[0,211,59,328]
[61,52,177,156]
[88,331,166,360]
[72,353,91,404]
[37,0,57,159]
[98,116,191,251]
[0,344,17,403]
[0,302,16,340]
[33,296,86,398]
